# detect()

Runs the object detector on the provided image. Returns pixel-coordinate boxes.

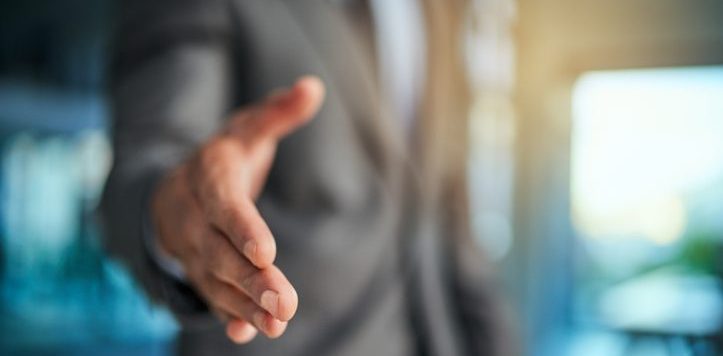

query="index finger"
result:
[209,194,277,269]
[188,144,277,268]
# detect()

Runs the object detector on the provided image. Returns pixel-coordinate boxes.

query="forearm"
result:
[100,0,234,320]
[100,166,211,319]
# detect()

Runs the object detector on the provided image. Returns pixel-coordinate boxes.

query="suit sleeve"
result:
[99,0,234,324]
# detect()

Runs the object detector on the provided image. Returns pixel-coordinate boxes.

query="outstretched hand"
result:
[151,76,325,343]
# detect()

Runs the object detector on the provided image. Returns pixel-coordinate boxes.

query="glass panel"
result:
[569,66,723,355]
[0,128,178,354]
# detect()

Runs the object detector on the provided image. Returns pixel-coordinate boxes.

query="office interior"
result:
[1,0,723,355]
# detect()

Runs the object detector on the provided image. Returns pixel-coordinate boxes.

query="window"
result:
[569,66,723,355]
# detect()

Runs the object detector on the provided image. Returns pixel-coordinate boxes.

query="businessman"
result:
[101,0,512,355]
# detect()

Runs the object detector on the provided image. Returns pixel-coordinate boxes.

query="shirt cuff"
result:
[142,198,187,281]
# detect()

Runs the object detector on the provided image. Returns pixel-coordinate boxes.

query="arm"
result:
[100,0,233,318]
[100,0,324,343]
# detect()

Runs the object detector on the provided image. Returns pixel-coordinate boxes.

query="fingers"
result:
[228,75,326,144]
[218,198,277,269]
[189,76,325,269]
[190,140,278,268]
[174,78,316,343]
[206,278,289,338]
[226,319,258,344]
[212,308,259,344]
[206,230,298,321]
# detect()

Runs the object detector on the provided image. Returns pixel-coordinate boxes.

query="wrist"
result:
[145,175,187,280]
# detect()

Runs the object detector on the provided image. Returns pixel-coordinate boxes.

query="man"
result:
[101,0,512,355]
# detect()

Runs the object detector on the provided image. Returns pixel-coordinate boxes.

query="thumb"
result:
[229,76,325,144]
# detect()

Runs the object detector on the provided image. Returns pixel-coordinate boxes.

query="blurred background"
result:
[0,1,176,355]
[1,0,722,355]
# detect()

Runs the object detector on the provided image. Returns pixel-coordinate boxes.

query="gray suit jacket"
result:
[101,1,512,355]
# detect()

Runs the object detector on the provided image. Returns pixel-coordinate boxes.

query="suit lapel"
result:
[279,0,410,173]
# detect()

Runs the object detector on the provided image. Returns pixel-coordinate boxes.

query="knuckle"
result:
[193,139,235,184]
[197,139,224,168]
[180,218,200,239]
[241,278,254,294]
[195,272,220,302]
[243,270,262,292]
[220,205,242,228]
[205,255,222,275]
[210,259,234,284]
[207,240,255,291]
[227,109,255,134]
[203,239,225,270]
[225,296,250,319]
[210,281,232,306]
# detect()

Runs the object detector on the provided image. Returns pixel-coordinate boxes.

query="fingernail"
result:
[243,240,257,261]
[260,290,279,316]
